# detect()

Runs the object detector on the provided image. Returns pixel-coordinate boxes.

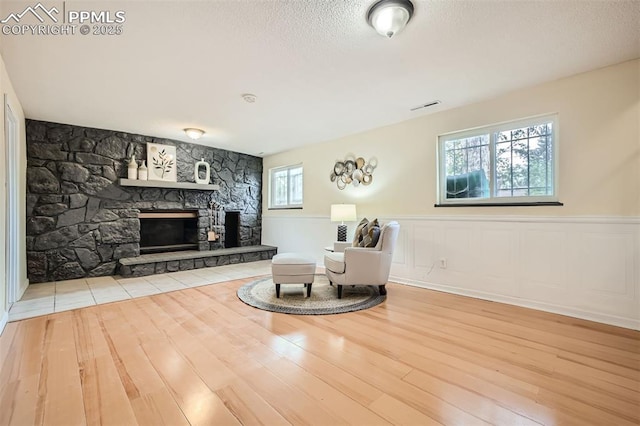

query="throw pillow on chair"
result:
[359,219,380,247]
[352,217,369,246]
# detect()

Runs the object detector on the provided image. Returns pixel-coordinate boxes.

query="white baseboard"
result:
[0,310,8,336]
[391,276,640,331]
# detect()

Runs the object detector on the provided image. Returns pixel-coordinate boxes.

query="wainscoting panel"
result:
[518,226,570,308]
[412,225,436,270]
[262,215,640,330]
[520,228,567,291]
[571,229,638,320]
[393,225,410,268]
[444,225,473,275]
[473,225,517,296]
[579,231,632,295]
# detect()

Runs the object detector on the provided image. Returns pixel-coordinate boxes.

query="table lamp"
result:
[331,204,357,242]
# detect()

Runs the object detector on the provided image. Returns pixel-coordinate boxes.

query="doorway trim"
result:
[5,94,23,311]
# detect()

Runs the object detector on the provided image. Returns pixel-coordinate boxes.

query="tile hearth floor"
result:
[9,260,277,322]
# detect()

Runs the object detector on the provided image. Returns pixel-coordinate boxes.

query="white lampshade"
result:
[331,204,357,223]
[184,128,205,140]
[367,0,414,38]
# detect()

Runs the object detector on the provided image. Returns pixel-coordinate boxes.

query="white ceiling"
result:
[1,0,639,157]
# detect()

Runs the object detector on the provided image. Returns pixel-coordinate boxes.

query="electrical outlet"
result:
[439,258,447,269]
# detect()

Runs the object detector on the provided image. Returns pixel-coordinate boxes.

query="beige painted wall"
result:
[0,51,27,330]
[263,59,640,219]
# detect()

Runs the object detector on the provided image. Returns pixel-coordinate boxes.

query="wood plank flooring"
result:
[0,278,638,425]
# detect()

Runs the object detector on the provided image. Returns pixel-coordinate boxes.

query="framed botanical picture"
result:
[147,143,177,182]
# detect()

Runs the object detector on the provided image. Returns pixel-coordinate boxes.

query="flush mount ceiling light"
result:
[242,93,257,103]
[184,128,205,140]
[367,0,414,38]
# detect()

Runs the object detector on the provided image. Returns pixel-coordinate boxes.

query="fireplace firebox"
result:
[139,211,199,254]
[224,211,240,248]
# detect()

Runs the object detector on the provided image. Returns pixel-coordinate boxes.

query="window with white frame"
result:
[269,164,303,208]
[438,114,558,205]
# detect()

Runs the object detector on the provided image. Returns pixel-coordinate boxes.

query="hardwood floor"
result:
[0,278,638,425]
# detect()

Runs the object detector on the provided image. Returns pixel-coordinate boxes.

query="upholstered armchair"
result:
[324,221,400,298]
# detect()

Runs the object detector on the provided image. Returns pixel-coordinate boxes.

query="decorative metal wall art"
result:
[330,156,377,190]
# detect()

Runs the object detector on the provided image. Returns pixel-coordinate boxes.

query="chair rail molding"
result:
[262,214,640,330]
[383,214,640,225]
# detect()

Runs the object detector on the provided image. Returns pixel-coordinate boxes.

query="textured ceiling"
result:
[1,0,639,156]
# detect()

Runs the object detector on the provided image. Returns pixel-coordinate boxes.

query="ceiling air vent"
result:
[410,100,441,112]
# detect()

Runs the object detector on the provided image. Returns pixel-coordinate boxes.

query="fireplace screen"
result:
[139,211,198,254]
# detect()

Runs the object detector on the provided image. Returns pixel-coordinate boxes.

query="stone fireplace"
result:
[25,120,266,283]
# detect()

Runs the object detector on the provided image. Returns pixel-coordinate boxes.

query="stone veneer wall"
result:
[25,120,262,283]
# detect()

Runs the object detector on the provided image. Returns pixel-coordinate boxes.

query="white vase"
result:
[138,160,148,180]
[127,155,137,180]
[194,158,210,184]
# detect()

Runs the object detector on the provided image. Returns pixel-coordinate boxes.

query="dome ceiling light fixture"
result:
[184,128,205,140]
[367,0,414,38]
[242,93,257,103]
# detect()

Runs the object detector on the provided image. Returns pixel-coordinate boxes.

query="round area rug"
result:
[237,275,386,315]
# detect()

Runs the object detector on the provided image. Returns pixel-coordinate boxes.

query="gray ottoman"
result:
[271,253,316,298]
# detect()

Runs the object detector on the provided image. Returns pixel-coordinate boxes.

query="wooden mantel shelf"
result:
[119,178,219,191]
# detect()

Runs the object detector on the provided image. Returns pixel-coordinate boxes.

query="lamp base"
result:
[337,224,347,242]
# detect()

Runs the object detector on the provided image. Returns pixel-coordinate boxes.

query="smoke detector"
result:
[242,93,257,103]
